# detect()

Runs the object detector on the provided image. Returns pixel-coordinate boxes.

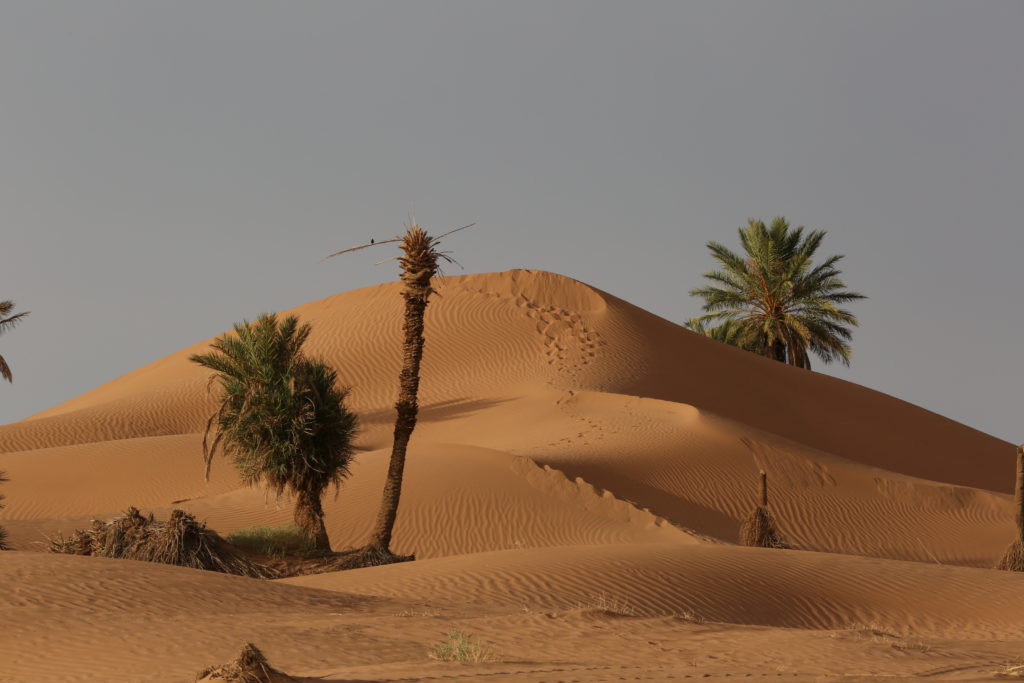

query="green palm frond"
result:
[190,313,358,499]
[0,300,29,383]
[687,217,865,369]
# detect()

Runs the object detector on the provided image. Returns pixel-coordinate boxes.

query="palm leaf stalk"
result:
[322,221,472,569]
[190,314,358,554]
[0,300,30,382]
[686,218,865,370]
[995,445,1024,571]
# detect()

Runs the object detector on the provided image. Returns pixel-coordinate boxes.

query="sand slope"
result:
[1,269,1021,681]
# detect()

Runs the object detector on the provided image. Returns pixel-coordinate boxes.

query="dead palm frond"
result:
[195,643,296,682]
[739,471,790,549]
[48,507,272,577]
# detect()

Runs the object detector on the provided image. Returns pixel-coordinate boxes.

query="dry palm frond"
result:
[995,445,1024,572]
[195,643,296,682]
[49,507,272,578]
[739,471,790,549]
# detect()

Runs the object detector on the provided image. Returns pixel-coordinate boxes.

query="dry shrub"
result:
[49,507,272,578]
[195,643,296,682]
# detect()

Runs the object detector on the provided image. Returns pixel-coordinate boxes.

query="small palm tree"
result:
[0,300,30,382]
[190,314,358,554]
[686,217,865,369]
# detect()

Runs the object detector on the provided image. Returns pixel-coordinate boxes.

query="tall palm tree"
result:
[0,300,30,382]
[190,314,358,554]
[686,217,865,369]
[324,221,472,567]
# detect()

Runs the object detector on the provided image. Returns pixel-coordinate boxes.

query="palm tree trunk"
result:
[1016,445,1024,543]
[365,225,437,555]
[771,340,787,363]
[368,292,428,550]
[294,488,331,554]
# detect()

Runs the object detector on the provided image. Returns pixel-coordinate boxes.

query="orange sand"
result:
[1,269,1021,681]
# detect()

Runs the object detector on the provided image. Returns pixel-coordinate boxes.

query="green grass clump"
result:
[428,628,497,663]
[227,525,317,559]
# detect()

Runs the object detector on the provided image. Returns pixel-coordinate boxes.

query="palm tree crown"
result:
[0,300,30,383]
[190,313,358,552]
[686,217,866,369]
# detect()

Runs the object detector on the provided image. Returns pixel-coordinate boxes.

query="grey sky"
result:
[2,2,1021,441]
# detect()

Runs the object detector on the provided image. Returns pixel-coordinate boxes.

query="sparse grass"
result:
[831,622,931,653]
[395,608,440,618]
[672,608,705,624]
[573,592,638,616]
[428,628,498,663]
[227,525,317,560]
[994,660,1024,678]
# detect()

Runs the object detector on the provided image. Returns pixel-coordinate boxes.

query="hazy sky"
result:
[2,2,1022,441]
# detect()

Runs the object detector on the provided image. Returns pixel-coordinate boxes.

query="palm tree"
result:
[686,217,865,369]
[323,220,472,567]
[190,313,358,554]
[0,300,30,382]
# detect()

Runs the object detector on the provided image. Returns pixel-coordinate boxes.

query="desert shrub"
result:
[428,628,497,663]
[228,525,318,559]
[49,507,271,577]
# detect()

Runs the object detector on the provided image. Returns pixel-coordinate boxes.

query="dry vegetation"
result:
[739,471,790,549]
[195,643,296,682]
[48,507,272,577]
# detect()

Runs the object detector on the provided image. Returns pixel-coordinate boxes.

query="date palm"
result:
[190,314,358,554]
[323,220,472,568]
[0,300,30,382]
[686,217,865,369]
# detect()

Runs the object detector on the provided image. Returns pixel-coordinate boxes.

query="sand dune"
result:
[2,269,1022,681]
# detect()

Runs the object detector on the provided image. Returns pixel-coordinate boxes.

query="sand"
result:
[1,269,1021,681]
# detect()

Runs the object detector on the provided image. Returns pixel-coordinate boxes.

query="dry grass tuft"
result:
[428,628,498,663]
[195,643,296,682]
[573,593,638,617]
[49,507,272,577]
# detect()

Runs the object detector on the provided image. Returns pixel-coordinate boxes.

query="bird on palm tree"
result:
[190,313,359,554]
[0,300,30,383]
[686,217,865,369]
[323,220,473,568]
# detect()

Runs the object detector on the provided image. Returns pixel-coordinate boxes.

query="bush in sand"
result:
[49,507,271,577]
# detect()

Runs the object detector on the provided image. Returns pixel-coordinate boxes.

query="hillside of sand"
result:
[2,269,1022,681]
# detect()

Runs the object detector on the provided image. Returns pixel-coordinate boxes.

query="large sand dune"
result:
[1,269,1021,681]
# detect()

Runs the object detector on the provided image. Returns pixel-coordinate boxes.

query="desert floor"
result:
[2,269,1022,681]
